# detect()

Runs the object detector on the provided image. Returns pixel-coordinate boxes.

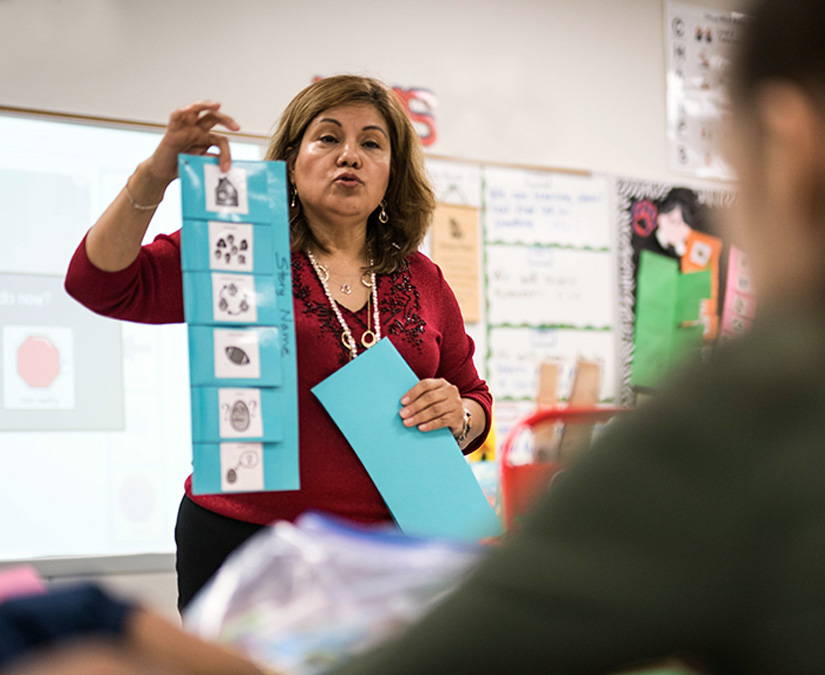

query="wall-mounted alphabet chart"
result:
[179,154,299,495]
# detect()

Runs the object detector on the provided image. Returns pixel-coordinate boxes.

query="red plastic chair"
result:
[500,406,626,530]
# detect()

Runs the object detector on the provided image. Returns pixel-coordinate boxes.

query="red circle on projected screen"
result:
[17,336,60,388]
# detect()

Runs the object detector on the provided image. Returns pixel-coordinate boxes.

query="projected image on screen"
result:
[3,326,75,409]
[0,273,122,431]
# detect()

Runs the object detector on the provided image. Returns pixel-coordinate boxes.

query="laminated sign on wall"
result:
[180,155,299,494]
[665,1,748,180]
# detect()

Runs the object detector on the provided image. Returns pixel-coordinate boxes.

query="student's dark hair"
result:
[733,0,825,103]
[658,188,707,231]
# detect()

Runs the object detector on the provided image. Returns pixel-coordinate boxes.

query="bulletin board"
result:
[616,178,737,406]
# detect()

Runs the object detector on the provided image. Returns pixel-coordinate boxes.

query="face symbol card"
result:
[220,442,264,491]
[213,328,261,379]
[208,222,254,272]
[218,388,263,438]
[211,273,258,323]
[203,164,249,215]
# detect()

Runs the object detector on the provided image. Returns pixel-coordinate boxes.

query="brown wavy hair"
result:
[265,75,435,274]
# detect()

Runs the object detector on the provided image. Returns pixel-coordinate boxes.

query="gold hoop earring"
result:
[378,201,389,224]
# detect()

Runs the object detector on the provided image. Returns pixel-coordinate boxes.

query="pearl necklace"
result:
[306,250,381,360]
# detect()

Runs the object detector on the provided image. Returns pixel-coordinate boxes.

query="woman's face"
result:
[291,103,391,229]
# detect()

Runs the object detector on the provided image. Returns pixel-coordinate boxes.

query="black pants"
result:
[174,496,265,612]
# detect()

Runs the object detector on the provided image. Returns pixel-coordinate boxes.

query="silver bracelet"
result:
[454,408,472,445]
[124,176,162,211]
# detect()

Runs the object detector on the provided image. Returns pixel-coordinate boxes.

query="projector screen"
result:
[0,111,263,560]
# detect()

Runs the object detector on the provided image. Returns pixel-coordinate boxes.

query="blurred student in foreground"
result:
[0,583,264,674]
[329,1,825,672]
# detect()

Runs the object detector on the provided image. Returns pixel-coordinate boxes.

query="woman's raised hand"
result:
[146,101,241,182]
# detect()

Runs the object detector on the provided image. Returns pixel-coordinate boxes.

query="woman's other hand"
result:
[146,101,240,181]
[400,379,464,436]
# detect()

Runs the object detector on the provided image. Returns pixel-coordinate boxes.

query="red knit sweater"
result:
[65,230,492,526]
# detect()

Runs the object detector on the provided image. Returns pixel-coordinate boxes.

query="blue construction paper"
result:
[178,154,288,225]
[181,220,285,275]
[183,271,279,326]
[190,386,286,444]
[188,325,282,387]
[312,339,502,542]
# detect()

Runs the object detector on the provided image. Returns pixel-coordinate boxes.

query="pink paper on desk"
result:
[0,565,46,602]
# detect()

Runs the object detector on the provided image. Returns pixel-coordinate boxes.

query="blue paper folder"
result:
[312,339,501,542]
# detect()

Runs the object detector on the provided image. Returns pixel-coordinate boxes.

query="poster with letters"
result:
[666,1,748,180]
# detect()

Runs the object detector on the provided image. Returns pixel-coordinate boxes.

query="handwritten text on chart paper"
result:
[483,169,611,248]
[486,245,614,328]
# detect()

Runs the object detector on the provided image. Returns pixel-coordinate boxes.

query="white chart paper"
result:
[484,167,611,248]
[486,245,614,328]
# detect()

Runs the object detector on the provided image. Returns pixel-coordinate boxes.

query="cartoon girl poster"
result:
[617,179,735,404]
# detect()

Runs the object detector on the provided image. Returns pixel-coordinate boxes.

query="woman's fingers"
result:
[400,378,441,406]
[403,401,457,429]
[416,414,455,432]
[196,110,241,133]
[400,383,448,420]
[147,102,237,180]
[400,378,462,431]
[205,133,232,171]
[170,100,221,127]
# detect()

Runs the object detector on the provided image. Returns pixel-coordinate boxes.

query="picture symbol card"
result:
[218,388,263,438]
[209,221,254,272]
[211,273,258,323]
[213,328,262,379]
[220,442,264,492]
[204,164,249,215]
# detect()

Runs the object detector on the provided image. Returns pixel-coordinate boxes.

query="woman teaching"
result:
[65,75,492,609]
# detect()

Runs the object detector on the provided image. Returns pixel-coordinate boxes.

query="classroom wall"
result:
[1,0,747,619]
[4,0,746,182]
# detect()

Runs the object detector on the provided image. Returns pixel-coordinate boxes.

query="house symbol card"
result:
[312,338,501,542]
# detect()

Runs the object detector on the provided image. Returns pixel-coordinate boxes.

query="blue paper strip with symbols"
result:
[180,154,299,494]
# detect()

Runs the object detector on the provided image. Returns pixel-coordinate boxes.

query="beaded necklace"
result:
[306,250,381,360]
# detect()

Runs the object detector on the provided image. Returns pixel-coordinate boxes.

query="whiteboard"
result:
[0,113,262,560]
